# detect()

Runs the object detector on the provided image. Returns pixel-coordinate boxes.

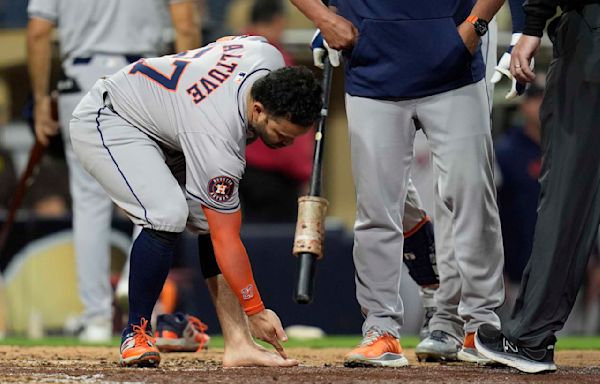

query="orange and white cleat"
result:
[344,330,409,367]
[119,318,161,367]
[154,313,210,352]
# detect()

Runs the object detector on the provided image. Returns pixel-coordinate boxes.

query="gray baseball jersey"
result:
[27,0,186,60]
[103,36,284,213]
[71,36,285,234]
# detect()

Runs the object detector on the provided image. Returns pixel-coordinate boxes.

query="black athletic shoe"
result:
[475,323,557,373]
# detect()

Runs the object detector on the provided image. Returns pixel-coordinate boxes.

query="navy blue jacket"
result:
[332,0,485,98]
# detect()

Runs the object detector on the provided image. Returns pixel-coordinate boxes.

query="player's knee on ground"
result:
[403,219,439,286]
[198,233,221,279]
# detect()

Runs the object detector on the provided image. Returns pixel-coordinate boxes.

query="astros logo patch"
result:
[208,176,235,202]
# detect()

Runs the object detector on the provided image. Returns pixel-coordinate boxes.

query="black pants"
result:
[503,5,600,347]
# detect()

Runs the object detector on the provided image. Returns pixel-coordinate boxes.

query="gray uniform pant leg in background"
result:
[504,6,600,347]
[421,80,504,337]
[59,56,135,323]
[427,23,499,339]
[346,95,418,338]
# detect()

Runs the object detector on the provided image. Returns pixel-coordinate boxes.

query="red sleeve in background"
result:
[246,131,314,182]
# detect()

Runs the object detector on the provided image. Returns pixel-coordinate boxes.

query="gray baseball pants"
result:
[347,78,504,338]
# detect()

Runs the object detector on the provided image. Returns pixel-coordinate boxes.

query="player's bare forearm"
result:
[290,0,334,28]
[290,0,356,50]
[202,207,265,316]
[27,17,59,145]
[170,1,201,52]
[458,0,505,54]
[204,209,290,355]
[471,0,506,23]
[26,18,54,102]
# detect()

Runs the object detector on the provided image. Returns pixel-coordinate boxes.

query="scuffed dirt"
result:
[0,346,599,383]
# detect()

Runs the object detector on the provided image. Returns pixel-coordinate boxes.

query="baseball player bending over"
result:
[69,36,322,367]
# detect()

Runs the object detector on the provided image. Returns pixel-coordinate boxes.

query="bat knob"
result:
[294,252,318,304]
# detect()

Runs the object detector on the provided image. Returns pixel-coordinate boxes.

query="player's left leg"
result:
[454,19,498,364]
[417,18,499,364]
[71,82,191,367]
[417,78,505,361]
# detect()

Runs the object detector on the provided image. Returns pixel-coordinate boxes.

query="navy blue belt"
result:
[72,55,143,65]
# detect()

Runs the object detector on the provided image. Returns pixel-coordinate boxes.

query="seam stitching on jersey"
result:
[237,67,272,126]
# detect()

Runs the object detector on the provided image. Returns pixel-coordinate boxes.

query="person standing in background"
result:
[240,0,314,222]
[292,0,506,367]
[476,0,600,374]
[26,0,200,343]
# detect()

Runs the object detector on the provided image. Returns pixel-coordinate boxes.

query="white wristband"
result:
[511,32,523,46]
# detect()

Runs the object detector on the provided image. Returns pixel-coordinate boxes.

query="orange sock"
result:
[159,277,178,314]
[464,332,476,348]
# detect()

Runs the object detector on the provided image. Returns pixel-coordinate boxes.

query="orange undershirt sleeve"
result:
[202,206,265,315]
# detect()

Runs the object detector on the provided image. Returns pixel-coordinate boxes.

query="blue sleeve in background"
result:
[1,0,28,28]
[509,0,526,33]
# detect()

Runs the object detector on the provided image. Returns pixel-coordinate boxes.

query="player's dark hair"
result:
[251,66,322,127]
[251,0,284,24]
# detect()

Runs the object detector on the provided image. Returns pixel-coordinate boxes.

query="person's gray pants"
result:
[346,79,505,338]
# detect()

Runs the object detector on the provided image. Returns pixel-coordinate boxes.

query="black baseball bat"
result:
[294,56,334,304]
[0,141,46,258]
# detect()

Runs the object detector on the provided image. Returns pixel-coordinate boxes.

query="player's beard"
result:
[245,122,259,145]
[249,120,282,149]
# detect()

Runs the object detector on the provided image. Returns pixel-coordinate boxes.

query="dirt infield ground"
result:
[0,346,599,383]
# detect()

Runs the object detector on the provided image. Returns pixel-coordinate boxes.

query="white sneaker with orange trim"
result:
[154,312,210,352]
[344,330,409,367]
[119,318,161,367]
